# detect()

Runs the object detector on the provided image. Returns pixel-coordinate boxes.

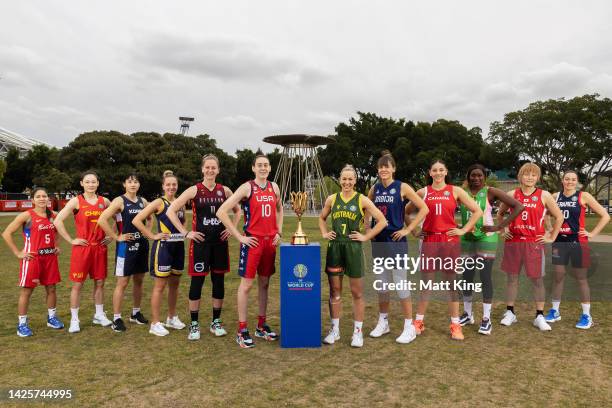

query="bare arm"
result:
[167,185,197,237]
[482,187,525,232]
[392,183,429,241]
[319,195,336,240]
[216,183,258,247]
[2,212,34,259]
[449,187,483,236]
[272,182,284,246]
[133,198,168,240]
[363,185,376,234]
[52,197,88,246]
[540,191,563,243]
[580,192,610,238]
[219,186,243,242]
[97,197,131,242]
[350,196,387,241]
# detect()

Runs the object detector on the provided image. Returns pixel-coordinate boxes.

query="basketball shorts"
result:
[19,253,61,288]
[501,239,545,278]
[115,239,149,277]
[70,243,108,282]
[150,240,185,278]
[238,235,276,279]
[552,238,590,268]
[326,240,364,278]
[420,233,461,273]
[189,240,230,276]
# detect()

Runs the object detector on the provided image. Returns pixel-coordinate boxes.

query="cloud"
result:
[516,62,592,97]
[217,115,261,130]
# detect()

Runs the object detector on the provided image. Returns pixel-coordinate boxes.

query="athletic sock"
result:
[95,304,104,316]
[354,321,363,333]
[506,305,514,314]
[331,318,340,332]
[71,308,79,320]
[379,313,388,323]
[257,315,266,328]
[536,310,544,317]
[132,307,140,316]
[48,308,56,318]
[18,315,27,325]
[552,300,560,312]
[415,314,424,321]
[113,313,121,321]
[404,319,413,329]
[213,307,222,320]
[238,321,248,332]
[450,316,460,325]
[483,303,492,320]
[581,303,591,316]
[190,310,199,323]
[463,296,473,316]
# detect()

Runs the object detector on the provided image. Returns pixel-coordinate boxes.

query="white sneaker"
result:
[351,330,364,348]
[165,316,186,330]
[396,324,417,344]
[533,315,552,331]
[500,310,517,326]
[209,319,227,336]
[149,322,170,336]
[323,328,340,345]
[188,322,201,340]
[92,313,112,327]
[68,319,80,333]
[369,320,390,338]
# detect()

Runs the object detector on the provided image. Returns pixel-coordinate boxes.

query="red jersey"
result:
[23,210,57,256]
[74,195,107,244]
[422,184,457,233]
[192,182,227,243]
[242,180,278,237]
[509,188,546,241]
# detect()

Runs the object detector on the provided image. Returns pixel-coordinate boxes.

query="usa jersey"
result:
[23,210,57,256]
[192,183,226,243]
[422,185,457,233]
[556,191,586,242]
[74,195,106,244]
[509,188,546,240]
[242,180,278,237]
[156,197,185,241]
[372,180,405,233]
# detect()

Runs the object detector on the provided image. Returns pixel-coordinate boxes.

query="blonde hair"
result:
[517,162,541,181]
[340,164,357,179]
[202,154,220,166]
[162,170,177,183]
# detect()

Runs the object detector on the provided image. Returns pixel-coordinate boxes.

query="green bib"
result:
[330,192,364,241]
[460,187,488,240]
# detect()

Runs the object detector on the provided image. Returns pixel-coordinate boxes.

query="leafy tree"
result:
[0,159,5,187]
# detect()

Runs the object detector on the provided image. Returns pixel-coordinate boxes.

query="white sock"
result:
[450,317,460,325]
[354,321,363,333]
[18,315,27,325]
[483,303,492,320]
[404,319,413,329]
[95,304,104,316]
[70,308,79,320]
[463,296,473,316]
[48,308,56,318]
[378,313,388,322]
[552,300,560,311]
[331,318,340,332]
[582,303,591,316]
[132,307,140,315]
[415,314,424,321]
[113,313,121,321]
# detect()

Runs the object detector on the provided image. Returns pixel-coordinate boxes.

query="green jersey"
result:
[330,192,364,241]
[460,187,496,241]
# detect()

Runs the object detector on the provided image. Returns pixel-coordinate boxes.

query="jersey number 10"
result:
[261,204,272,217]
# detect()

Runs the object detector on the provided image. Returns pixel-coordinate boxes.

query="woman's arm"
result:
[579,192,611,238]
[449,187,483,236]
[97,197,132,242]
[350,196,387,242]
[216,182,258,247]
[318,195,335,240]
[481,187,525,232]
[2,212,33,259]
[133,198,168,240]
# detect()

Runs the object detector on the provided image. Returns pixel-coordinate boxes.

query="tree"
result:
[489,94,612,193]
[0,159,6,187]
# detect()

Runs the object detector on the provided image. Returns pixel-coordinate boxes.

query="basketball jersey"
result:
[23,210,56,256]
[242,180,278,237]
[460,187,495,241]
[372,180,405,233]
[330,192,364,241]
[156,197,185,241]
[422,184,457,233]
[192,182,226,243]
[556,191,586,242]
[74,195,107,244]
[509,188,546,240]
[116,195,147,242]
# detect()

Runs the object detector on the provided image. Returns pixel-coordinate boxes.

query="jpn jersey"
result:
[508,188,547,240]
[242,181,278,237]
[422,184,457,233]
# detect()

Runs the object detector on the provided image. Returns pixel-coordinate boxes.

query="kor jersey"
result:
[509,188,546,240]
[192,183,227,243]
[242,180,278,237]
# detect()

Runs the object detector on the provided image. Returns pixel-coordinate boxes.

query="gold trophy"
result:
[290,191,309,245]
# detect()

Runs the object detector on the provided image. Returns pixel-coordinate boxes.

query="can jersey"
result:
[74,195,107,244]
[156,197,185,240]
[23,210,57,256]
[330,192,364,241]
[556,191,586,242]
[372,180,405,232]
[422,185,457,233]
[192,182,226,243]
[460,187,495,241]
[242,180,278,237]
[509,188,547,240]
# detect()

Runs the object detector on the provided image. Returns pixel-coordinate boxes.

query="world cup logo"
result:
[293,264,308,279]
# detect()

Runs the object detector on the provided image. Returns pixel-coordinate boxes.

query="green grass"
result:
[0,215,611,407]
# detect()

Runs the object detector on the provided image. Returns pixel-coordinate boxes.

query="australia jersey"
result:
[556,191,586,242]
[242,180,278,237]
[372,180,405,233]
[23,210,57,256]
[192,183,226,243]
[330,192,364,241]
[422,185,457,233]
[74,195,106,244]
[509,188,546,240]
[156,197,185,241]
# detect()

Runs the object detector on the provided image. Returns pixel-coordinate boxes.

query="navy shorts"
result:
[115,239,149,277]
[552,238,590,268]
[150,240,185,278]
[372,231,408,260]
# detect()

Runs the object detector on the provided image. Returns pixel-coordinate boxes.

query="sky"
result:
[1,1,611,153]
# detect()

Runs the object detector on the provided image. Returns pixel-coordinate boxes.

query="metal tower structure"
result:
[263,134,333,214]
[179,117,194,136]
[0,127,50,158]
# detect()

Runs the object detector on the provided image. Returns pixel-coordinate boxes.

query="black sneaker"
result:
[459,312,475,326]
[130,311,149,325]
[112,318,126,332]
[255,324,279,341]
[236,330,255,348]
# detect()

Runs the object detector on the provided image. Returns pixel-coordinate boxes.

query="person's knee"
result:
[45,285,57,294]
[350,287,363,301]
[94,279,105,289]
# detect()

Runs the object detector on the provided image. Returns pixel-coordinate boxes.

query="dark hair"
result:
[31,187,53,220]
[124,172,140,182]
[463,164,487,188]
[562,169,579,178]
[377,150,396,169]
[427,158,451,185]
[252,154,269,166]
[80,170,99,181]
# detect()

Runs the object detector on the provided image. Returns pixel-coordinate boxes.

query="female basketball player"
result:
[458,164,523,335]
[167,154,241,341]
[2,187,63,336]
[366,151,429,344]
[133,170,187,336]
[54,171,112,333]
[97,173,151,332]
[497,162,563,331]
[320,164,388,347]
[545,170,609,329]
[406,159,483,341]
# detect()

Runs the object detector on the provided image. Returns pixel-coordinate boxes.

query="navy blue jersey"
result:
[117,195,146,237]
[372,180,405,234]
[556,191,587,242]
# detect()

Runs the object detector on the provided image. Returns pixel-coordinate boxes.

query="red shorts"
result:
[70,244,108,282]
[501,239,544,278]
[19,254,61,288]
[238,235,276,279]
[420,233,460,273]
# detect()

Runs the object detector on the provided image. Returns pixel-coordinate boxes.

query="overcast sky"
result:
[1,1,611,153]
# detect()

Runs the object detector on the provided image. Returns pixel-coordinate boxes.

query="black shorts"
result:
[150,240,185,278]
[115,239,149,277]
[552,240,590,268]
[188,241,229,276]
[372,232,408,260]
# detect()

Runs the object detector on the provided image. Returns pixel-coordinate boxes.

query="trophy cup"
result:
[290,191,309,245]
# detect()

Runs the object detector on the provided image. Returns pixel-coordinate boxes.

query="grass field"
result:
[1,214,611,407]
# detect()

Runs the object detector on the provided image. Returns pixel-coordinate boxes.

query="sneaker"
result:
[351,330,364,347]
[369,320,390,338]
[236,330,255,348]
[533,315,552,331]
[210,318,227,337]
[500,310,517,326]
[459,312,475,326]
[414,319,425,335]
[111,318,127,332]
[396,324,416,344]
[323,328,340,345]
[255,324,279,341]
[68,319,80,333]
[149,322,170,336]
[165,316,186,330]
[575,314,592,330]
[545,308,561,323]
[478,318,492,335]
[17,322,33,337]
[188,322,201,340]
[92,313,112,327]
[130,311,149,325]
[450,323,464,340]
[47,315,65,330]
